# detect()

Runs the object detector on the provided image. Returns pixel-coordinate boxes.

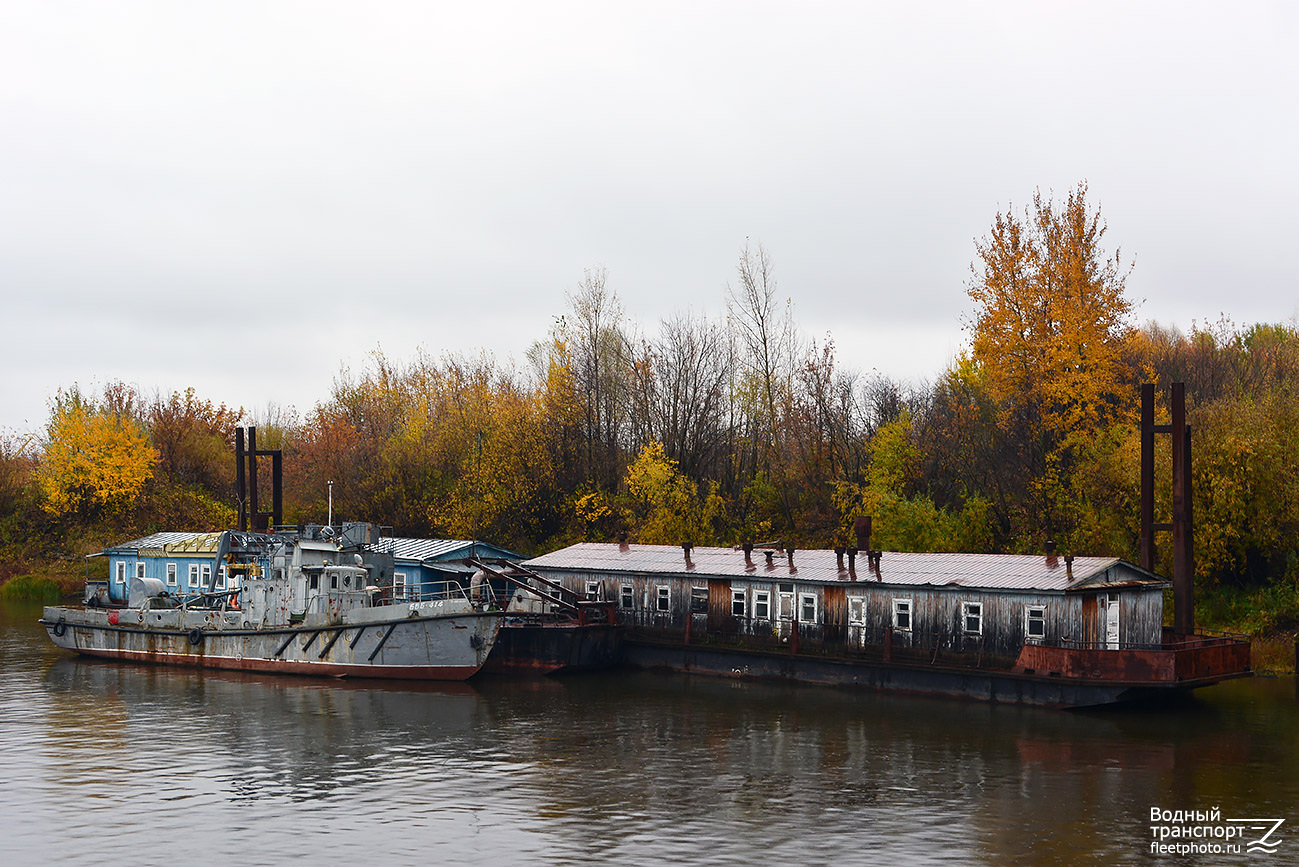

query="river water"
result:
[2,600,1296,866]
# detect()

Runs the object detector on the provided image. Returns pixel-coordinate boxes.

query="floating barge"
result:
[523,541,1249,707]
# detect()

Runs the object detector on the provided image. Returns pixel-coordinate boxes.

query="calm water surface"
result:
[2,600,1296,866]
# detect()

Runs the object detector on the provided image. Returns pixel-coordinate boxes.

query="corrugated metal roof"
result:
[111,532,212,551]
[371,538,517,562]
[523,543,1167,592]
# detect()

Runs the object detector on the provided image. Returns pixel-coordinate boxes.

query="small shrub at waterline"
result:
[0,576,66,603]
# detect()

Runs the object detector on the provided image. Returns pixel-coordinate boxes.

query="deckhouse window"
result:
[166,563,177,586]
[188,564,200,588]
[753,590,771,620]
[893,599,912,631]
[116,561,126,584]
[135,561,146,579]
[215,566,226,590]
[778,584,795,621]
[393,572,406,598]
[962,602,983,636]
[799,593,817,623]
[620,584,634,609]
[1025,605,1046,641]
[656,586,670,611]
[848,596,865,626]
[201,564,211,590]
[690,586,708,614]
[732,589,746,617]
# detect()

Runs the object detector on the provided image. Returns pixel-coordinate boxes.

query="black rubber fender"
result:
[187,628,203,646]
[52,618,67,637]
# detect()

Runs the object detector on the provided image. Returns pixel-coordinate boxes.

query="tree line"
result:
[4,183,1297,631]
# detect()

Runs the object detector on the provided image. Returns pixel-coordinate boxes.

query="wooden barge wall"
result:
[533,560,1165,661]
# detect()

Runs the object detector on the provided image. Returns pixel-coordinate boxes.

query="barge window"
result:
[201,564,211,589]
[656,586,670,611]
[754,591,770,620]
[778,586,794,621]
[732,589,746,617]
[1025,605,1046,641]
[690,587,708,614]
[848,597,865,626]
[188,564,200,588]
[962,602,982,635]
[136,561,146,579]
[893,598,911,631]
[166,563,177,586]
[116,561,126,584]
[799,594,817,623]
[586,581,602,601]
[620,584,634,609]
[393,572,406,598]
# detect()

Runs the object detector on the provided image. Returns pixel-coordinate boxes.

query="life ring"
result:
[187,629,203,646]
[52,618,67,637]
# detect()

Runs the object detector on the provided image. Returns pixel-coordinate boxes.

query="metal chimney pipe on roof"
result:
[764,550,775,568]
[786,547,796,571]
[853,516,873,553]
[846,547,858,579]
[1065,554,1074,582]
[742,542,755,569]
[834,547,845,572]
[682,542,693,568]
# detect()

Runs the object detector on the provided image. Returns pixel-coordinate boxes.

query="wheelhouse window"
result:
[732,589,746,617]
[188,564,200,588]
[135,561,146,579]
[962,602,983,636]
[753,590,771,620]
[799,593,817,623]
[620,584,634,609]
[393,572,407,598]
[116,561,126,585]
[200,564,212,590]
[1025,605,1046,641]
[690,586,708,614]
[848,596,866,626]
[656,586,670,611]
[893,598,912,631]
[166,563,178,586]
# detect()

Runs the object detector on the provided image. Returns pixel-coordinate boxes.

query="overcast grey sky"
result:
[3,1,1297,435]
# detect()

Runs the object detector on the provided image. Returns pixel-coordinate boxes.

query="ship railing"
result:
[378,580,499,608]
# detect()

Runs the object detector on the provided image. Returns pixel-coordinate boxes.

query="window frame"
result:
[732,588,747,618]
[753,590,771,620]
[620,584,634,609]
[200,564,212,591]
[1025,604,1046,641]
[690,586,709,615]
[799,593,817,623]
[116,561,126,585]
[135,561,146,579]
[893,598,912,632]
[188,564,200,588]
[961,601,983,636]
[166,563,178,586]
[656,585,670,612]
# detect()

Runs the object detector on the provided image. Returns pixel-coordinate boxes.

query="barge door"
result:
[1103,593,1120,650]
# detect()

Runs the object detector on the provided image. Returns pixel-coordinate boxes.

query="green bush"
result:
[0,575,66,602]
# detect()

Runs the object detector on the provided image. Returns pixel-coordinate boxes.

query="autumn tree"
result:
[622,441,724,545]
[966,182,1135,541]
[37,388,157,518]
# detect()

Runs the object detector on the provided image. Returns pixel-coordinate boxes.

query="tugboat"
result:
[41,526,503,681]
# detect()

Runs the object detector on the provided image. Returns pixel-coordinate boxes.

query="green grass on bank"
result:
[0,575,67,603]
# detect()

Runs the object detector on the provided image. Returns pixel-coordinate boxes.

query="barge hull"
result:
[624,641,1249,708]
[483,622,624,675]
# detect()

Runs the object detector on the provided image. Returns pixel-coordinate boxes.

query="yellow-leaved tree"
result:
[966,182,1135,544]
[37,388,158,517]
[623,441,724,545]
